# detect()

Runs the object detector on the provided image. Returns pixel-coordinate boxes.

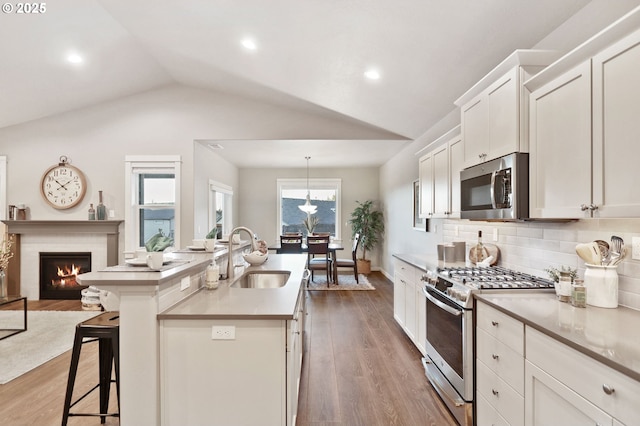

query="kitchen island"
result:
[77,246,307,426]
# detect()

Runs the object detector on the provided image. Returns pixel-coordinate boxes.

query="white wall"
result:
[239,166,380,264]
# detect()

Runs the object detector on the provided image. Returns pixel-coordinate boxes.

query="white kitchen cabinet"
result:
[528,60,592,218]
[476,301,525,425]
[159,292,306,426]
[418,127,463,219]
[418,150,434,218]
[455,51,559,169]
[525,326,640,426]
[393,258,426,355]
[527,13,640,218]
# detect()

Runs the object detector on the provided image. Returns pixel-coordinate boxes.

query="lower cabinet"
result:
[393,258,426,355]
[159,293,305,426]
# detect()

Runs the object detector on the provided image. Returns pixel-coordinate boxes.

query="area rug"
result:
[0,310,98,384]
[306,273,375,290]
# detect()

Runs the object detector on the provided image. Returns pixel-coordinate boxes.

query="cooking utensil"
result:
[609,235,624,266]
[576,243,598,264]
[611,247,626,266]
[594,240,610,265]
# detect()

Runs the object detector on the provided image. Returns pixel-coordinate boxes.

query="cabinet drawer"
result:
[477,328,524,394]
[477,360,524,426]
[393,259,417,282]
[477,302,524,355]
[477,393,510,426]
[526,326,640,425]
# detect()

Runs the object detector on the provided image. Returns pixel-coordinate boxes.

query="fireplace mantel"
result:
[2,220,122,235]
[2,220,123,298]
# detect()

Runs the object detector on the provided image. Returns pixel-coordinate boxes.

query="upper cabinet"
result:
[455,50,562,169]
[526,7,640,218]
[418,126,463,219]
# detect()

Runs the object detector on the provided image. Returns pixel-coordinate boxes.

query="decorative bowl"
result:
[243,251,268,265]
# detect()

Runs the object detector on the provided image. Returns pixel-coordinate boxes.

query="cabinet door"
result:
[462,95,489,167]
[393,273,406,327]
[529,60,592,218]
[487,67,519,159]
[432,144,450,217]
[418,153,433,218]
[592,28,640,217]
[448,135,464,218]
[404,279,417,341]
[525,361,612,426]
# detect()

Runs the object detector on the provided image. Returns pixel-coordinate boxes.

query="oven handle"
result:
[423,287,462,317]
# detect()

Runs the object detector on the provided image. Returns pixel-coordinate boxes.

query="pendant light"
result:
[298,156,317,214]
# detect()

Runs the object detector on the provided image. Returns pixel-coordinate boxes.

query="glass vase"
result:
[0,269,7,300]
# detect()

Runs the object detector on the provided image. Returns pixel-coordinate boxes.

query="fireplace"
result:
[39,252,92,299]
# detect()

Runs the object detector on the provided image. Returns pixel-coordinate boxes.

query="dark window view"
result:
[281,189,336,236]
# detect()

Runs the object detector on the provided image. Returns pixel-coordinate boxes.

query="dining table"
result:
[268,242,344,283]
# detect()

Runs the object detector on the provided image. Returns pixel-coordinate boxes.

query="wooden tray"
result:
[469,243,500,266]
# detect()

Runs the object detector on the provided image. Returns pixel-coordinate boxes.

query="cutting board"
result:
[469,243,500,266]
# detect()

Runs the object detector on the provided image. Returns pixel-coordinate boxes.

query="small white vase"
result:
[584,264,618,308]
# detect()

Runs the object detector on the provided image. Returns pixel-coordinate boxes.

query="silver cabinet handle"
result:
[491,320,499,326]
[580,204,589,211]
[602,384,615,395]
[491,389,499,396]
[492,354,499,360]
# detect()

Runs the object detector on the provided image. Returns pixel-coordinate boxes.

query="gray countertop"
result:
[393,253,467,273]
[158,253,308,320]
[475,292,640,382]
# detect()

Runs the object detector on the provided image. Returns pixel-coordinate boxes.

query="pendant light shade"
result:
[299,156,317,214]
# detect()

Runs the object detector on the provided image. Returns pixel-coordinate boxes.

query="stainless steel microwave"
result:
[460,152,529,220]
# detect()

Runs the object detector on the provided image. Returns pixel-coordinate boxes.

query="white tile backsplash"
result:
[443,219,640,310]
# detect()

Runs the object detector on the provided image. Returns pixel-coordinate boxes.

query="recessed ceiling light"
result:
[66,53,84,64]
[241,38,257,51]
[207,143,224,150]
[364,69,381,80]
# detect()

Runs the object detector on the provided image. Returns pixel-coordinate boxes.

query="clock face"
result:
[40,164,87,209]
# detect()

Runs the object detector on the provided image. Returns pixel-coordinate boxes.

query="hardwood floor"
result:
[0,274,456,425]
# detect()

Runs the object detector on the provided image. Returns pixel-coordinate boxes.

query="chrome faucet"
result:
[226,226,257,280]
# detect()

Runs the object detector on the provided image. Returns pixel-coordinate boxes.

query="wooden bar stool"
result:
[62,311,120,425]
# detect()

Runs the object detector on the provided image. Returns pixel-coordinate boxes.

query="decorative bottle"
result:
[475,231,485,264]
[88,203,96,220]
[96,191,107,220]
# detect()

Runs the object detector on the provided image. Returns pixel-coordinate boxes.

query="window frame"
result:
[276,178,341,241]
[208,180,233,238]
[124,155,181,252]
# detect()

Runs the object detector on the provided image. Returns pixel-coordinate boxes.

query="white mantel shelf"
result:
[1,220,123,235]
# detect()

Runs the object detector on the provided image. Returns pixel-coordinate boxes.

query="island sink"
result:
[230,270,291,289]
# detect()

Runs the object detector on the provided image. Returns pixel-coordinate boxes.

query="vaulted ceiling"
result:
[0,0,593,167]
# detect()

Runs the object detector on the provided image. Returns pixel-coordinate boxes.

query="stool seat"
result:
[62,311,120,425]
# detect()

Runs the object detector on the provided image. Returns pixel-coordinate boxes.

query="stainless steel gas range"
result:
[420,266,554,426]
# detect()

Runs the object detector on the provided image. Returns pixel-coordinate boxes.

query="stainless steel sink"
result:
[230,271,290,289]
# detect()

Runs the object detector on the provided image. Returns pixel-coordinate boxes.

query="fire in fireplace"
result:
[39,252,91,299]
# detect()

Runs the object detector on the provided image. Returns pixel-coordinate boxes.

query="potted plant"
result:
[349,200,384,275]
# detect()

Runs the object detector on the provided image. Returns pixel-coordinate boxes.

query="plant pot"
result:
[357,259,371,275]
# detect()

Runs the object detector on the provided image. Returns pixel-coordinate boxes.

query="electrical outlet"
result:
[632,237,640,260]
[109,209,115,218]
[180,276,190,291]
[212,326,235,340]
[493,228,498,242]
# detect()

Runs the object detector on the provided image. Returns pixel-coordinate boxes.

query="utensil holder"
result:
[584,264,618,308]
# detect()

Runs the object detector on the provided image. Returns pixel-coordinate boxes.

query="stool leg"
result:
[111,332,120,414]
[98,338,113,424]
[61,328,84,426]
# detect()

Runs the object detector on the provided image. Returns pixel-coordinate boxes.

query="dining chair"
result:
[306,235,332,286]
[334,233,360,284]
[279,234,303,253]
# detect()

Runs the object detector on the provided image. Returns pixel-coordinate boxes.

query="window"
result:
[277,178,341,239]
[0,156,6,220]
[208,180,233,238]
[125,156,181,251]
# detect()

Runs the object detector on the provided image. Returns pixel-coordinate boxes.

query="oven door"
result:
[423,286,473,401]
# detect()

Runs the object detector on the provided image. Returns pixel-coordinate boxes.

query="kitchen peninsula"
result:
[77,244,308,426]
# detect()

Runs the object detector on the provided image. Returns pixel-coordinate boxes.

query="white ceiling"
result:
[0,0,593,167]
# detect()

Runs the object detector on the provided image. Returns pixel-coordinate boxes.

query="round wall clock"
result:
[40,156,87,209]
